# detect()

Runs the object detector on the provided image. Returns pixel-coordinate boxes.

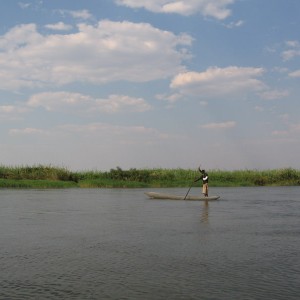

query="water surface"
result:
[0,187,299,299]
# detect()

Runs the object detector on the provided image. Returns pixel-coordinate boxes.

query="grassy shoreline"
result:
[0,165,300,189]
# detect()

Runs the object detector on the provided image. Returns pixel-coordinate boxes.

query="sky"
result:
[0,0,300,171]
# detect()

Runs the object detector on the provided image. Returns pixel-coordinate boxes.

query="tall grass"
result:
[0,164,78,182]
[210,168,300,186]
[74,167,300,187]
[0,165,299,188]
[0,179,77,189]
[77,167,199,187]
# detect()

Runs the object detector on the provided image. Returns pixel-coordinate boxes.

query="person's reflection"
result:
[200,201,209,223]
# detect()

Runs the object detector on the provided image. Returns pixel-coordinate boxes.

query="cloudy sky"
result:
[1,0,300,171]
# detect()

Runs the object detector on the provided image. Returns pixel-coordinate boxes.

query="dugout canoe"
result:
[145,192,220,201]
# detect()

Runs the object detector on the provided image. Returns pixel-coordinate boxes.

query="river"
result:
[0,187,299,299]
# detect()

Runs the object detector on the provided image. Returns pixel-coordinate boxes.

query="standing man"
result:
[194,166,209,197]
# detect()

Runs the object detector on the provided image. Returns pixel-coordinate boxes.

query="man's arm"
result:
[194,177,202,182]
[198,166,204,174]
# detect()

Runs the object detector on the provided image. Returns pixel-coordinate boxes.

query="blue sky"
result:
[1,0,300,171]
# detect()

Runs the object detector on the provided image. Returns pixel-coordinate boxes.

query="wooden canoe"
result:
[145,192,220,201]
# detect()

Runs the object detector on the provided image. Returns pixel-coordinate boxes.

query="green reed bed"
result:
[210,168,300,187]
[0,164,77,181]
[0,179,77,189]
[0,165,299,188]
[77,167,199,188]
[0,165,78,189]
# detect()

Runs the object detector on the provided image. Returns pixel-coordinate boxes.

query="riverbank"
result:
[1,165,300,188]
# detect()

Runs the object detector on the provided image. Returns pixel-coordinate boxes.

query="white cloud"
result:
[45,22,73,31]
[27,92,91,111]
[9,127,46,135]
[282,50,300,61]
[170,66,266,98]
[27,92,151,113]
[259,89,289,100]
[115,0,235,19]
[58,9,93,20]
[156,93,183,103]
[289,70,300,78]
[0,105,29,120]
[285,40,300,48]
[0,105,27,113]
[69,9,93,20]
[0,23,42,50]
[271,122,300,138]
[18,2,31,9]
[60,123,160,137]
[200,121,236,129]
[281,40,300,61]
[224,19,244,28]
[92,94,152,113]
[0,21,191,90]
[9,122,170,143]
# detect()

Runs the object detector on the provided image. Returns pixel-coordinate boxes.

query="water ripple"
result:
[0,187,299,299]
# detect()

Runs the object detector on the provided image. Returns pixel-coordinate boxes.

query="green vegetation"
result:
[0,165,299,189]
[0,179,77,189]
[210,168,300,187]
[0,165,78,189]
[76,167,197,188]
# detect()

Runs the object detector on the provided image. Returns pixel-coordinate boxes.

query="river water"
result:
[0,187,299,299]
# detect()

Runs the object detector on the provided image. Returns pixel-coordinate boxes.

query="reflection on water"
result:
[0,187,299,300]
[200,201,209,223]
